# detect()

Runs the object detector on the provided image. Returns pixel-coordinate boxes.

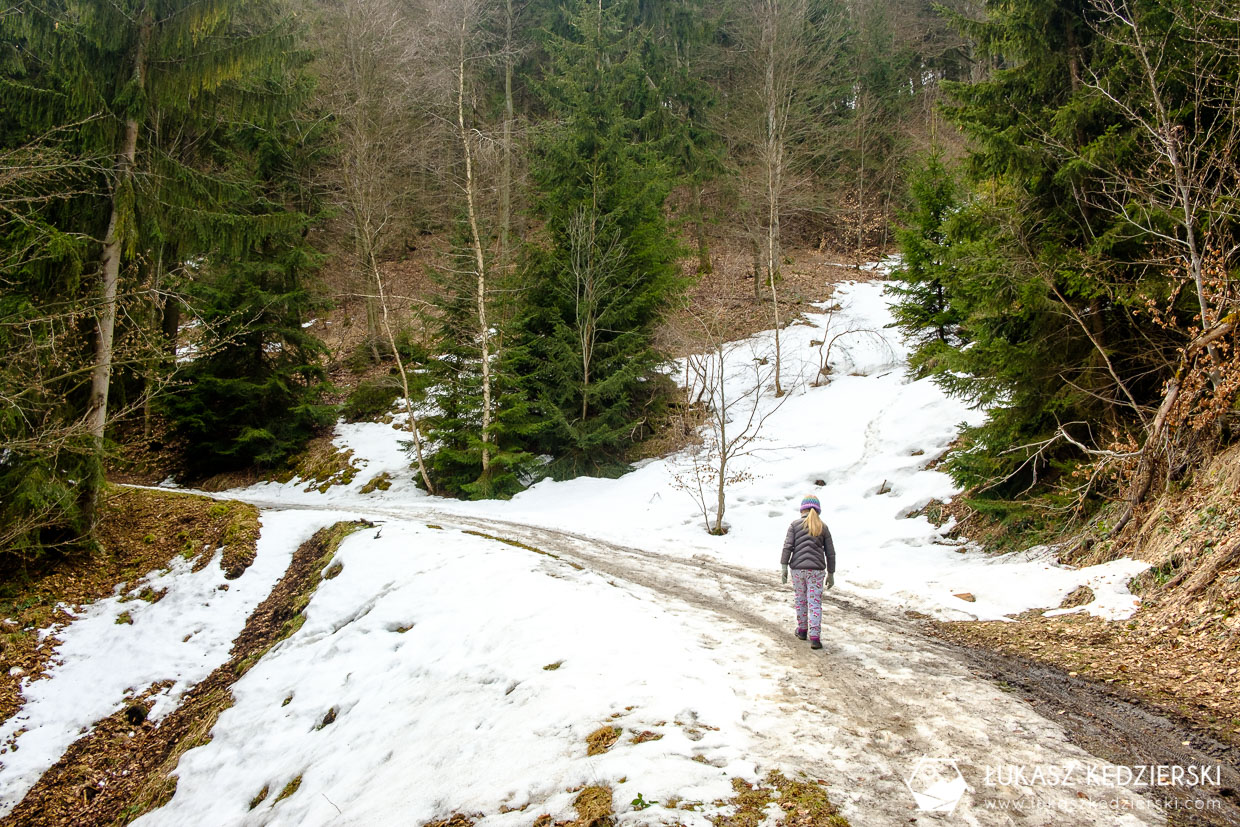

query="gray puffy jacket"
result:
[781,518,836,573]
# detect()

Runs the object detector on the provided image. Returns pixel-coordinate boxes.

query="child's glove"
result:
[781,565,788,584]
[826,572,835,590]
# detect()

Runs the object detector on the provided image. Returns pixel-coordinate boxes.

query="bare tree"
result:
[560,207,632,422]
[810,298,892,386]
[724,0,847,398]
[1080,0,1240,345]
[672,312,790,534]
[314,0,435,492]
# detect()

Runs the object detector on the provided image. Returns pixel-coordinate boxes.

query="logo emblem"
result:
[905,756,968,814]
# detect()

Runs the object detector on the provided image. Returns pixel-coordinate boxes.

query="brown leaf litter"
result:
[0,520,367,826]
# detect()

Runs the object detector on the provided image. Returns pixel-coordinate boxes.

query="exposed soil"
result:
[938,627,1240,826]
[0,488,259,728]
[0,520,366,827]
[930,608,1240,748]
[929,443,1240,759]
[662,243,884,359]
[711,771,849,827]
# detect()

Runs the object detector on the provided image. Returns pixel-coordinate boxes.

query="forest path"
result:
[233,497,1237,826]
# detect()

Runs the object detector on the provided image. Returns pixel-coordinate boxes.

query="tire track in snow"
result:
[235,497,1239,825]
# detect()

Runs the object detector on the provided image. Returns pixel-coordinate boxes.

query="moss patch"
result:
[360,472,393,494]
[266,435,359,493]
[274,774,302,804]
[248,785,269,811]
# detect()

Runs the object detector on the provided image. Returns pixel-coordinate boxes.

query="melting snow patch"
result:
[0,511,343,816]
[227,279,1150,624]
[135,522,768,827]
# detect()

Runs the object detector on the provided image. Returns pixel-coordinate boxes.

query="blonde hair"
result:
[801,508,823,537]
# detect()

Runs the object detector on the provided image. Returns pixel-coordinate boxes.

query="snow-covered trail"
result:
[223,497,1162,826]
[2,277,1183,825]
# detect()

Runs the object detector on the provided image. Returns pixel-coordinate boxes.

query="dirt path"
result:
[233,498,1240,826]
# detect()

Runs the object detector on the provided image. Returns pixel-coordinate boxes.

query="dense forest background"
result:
[1,0,1236,558]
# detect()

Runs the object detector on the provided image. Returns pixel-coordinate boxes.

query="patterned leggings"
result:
[792,569,826,639]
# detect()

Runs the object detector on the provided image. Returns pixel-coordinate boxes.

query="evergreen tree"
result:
[894,0,1240,531]
[0,0,318,547]
[159,115,334,478]
[886,153,962,377]
[517,0,686,477]
[425,224,536,499]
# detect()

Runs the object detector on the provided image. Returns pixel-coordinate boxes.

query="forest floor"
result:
[0,491,259,726]
[925,441,1240,749]
[6,261,1240,826]
[310,238,878,404]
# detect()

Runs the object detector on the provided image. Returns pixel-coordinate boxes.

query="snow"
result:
[235,280,1148,625]
[0,272,1159,824]
[0,510,344,816]
[135,522,770,827]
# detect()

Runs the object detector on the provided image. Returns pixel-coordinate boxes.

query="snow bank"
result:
[136,521,768,827]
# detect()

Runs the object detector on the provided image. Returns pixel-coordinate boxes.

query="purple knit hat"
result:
[799,494,821,513]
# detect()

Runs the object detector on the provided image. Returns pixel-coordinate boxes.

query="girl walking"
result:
[780,494,836,649]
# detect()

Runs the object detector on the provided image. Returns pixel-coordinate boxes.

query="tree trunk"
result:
[499,0,514,273]
[457,20,493,477]
[160,296,180,354]
[1090,296,1120,431]
[854,95,866,268]
[85,27,147,526]
[763,0,783,398]
[365,295,382,362]
[713,341,727,535]
[371,252,434,494]
[1109,315,1236,537]
[751,235,762,302]
[694,187,711,275]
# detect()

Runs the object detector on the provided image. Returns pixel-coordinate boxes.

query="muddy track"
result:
[236,498,1239,825]
[467,514,1240,827]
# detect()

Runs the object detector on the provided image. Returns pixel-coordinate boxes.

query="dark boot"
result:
[795,628,807,641]
[809,638,822,650]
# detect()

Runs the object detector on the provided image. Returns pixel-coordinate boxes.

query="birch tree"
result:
[724,0,848,397]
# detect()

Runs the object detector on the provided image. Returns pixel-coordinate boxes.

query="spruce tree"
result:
[159,116,334,478]
[517,0,685,477]
[887,154,963,377]
[0,0,319,545]
[425,224,536,499]
[894,0,1239,530]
